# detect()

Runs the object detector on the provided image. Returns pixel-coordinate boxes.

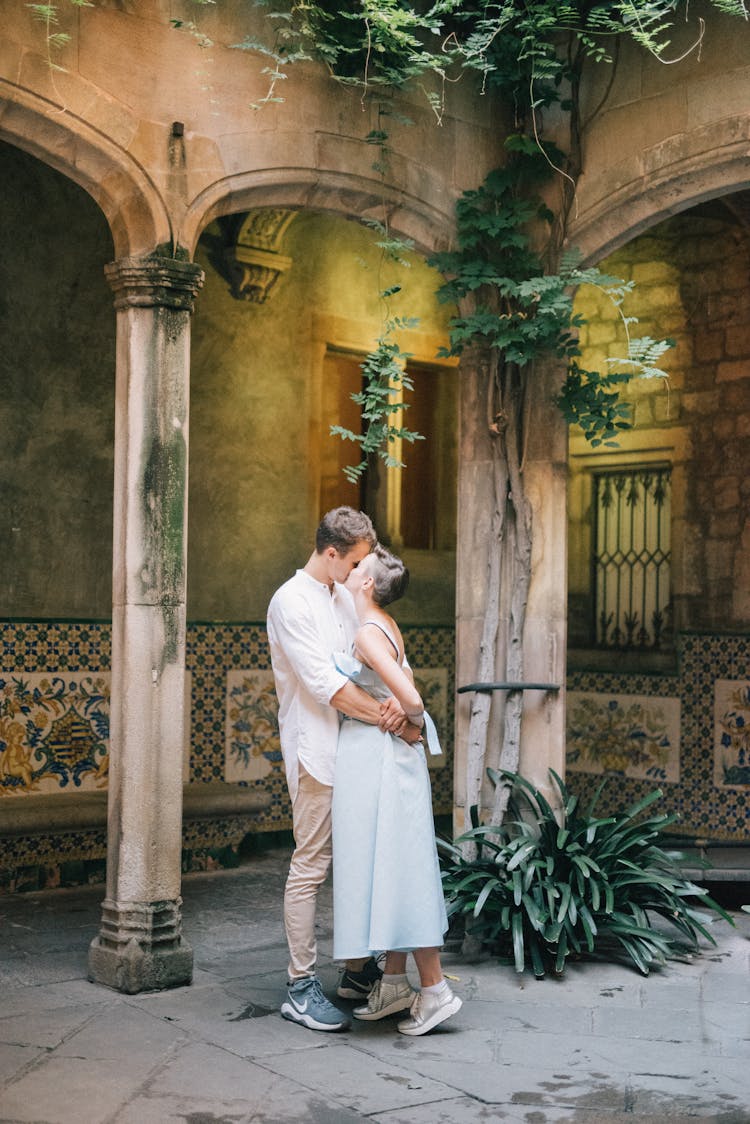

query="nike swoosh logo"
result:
[291,997,309,1013]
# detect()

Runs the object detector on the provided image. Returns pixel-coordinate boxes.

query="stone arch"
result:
[181,168,455,260]
[570,115,750,265]
[0,85,170,257]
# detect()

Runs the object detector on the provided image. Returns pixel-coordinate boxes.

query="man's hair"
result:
[368,542,410,607]
[315,507,376,555]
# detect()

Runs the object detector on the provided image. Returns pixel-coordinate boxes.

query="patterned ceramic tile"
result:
[4,621,742,873]
[413,667,449,769]
[567,633,748,841]
[714,680,750,787]
[567,691,680,783]
[225,670,284,783]
[0,670,191,798]
[0,672,110,795]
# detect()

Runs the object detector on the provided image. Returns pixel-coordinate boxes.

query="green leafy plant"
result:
[329,318,423,484]
[439,769,734,978]
[327,123,424,484]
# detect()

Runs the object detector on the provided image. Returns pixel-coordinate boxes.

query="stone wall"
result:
[189,210,458,624]
[566,204,750,841]
[570,205,750,636]
[571,1,750,262]
[0,1,504,257]
[0,143,115,618]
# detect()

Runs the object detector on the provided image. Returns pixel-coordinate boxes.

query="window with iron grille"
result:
[593,466,672,650]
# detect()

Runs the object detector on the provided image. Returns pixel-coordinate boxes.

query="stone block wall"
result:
[572,207,750,635]
[566,203,749,844]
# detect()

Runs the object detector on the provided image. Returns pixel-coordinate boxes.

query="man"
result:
[267,507,422,1032]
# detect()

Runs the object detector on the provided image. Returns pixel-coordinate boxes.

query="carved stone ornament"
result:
[223,209,296,303]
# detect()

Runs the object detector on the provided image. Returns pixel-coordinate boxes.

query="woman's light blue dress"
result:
[332,626,448,959]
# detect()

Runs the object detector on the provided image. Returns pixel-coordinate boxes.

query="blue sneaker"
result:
[281,976,350,1032]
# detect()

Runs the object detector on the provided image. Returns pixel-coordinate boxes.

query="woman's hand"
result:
[378,698,424,743]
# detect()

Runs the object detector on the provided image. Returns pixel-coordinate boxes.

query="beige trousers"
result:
[284,764,333,980]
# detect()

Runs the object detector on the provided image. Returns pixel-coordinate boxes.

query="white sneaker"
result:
[397,984,462,1036]
[353,977,417,1021]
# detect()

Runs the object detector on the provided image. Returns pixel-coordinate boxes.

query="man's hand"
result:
[378,699,423,745]
[378,695,407,733]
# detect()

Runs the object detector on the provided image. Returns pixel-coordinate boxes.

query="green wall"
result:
[0,145,457,625]
[0,142,115,618]
[189,211,457,624]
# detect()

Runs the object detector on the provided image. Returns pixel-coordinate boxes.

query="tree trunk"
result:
[462,351,509,857]
[462,354,535,845]
[490,365,532,825]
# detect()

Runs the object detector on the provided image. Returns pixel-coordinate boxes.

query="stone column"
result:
[88,255,204,994]
[454,353,568,830]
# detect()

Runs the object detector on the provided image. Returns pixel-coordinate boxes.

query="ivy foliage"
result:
[32,2,750,113]
[27,0,93,68]
[28,1,746,447]
[233,1,748,117]
[430,135,674,445]
[228,1,746,446]
[330,317,424,484]
[325,129,426,482]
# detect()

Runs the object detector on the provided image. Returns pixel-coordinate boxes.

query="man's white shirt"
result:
[267,569,360,801]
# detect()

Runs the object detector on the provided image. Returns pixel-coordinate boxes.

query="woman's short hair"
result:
[315,507,376,555]
[368,543,409,607]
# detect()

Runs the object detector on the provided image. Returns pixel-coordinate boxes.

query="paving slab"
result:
[259,1038,461,1115]
[0,1041,45,1086]
[0,847,748,1124]
[0,1055,144,1123]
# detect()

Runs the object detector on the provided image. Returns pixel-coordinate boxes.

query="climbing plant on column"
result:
[223,0,747,840]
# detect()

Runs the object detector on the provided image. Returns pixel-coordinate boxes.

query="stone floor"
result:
[1,848,749,1124]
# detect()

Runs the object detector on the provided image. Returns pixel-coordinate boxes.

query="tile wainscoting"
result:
[0,621,455,889]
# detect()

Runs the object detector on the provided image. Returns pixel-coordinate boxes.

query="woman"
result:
[332,543,461,1036]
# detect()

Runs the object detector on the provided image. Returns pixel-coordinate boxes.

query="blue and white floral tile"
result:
[566,691,681,783]
[223,665,450,780]
[714,680,750,787]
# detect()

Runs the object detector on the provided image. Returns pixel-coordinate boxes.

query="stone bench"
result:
[0,783,270,838]
[0,784,272,890]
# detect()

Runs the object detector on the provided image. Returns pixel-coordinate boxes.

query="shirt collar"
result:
[297,568,335,595]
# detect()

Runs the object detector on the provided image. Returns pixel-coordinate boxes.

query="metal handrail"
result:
[457,681,560,694]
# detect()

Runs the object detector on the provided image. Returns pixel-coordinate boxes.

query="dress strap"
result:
[360,618,401,660]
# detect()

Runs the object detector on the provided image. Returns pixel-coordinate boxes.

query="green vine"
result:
[27,0,92,71]
[329,120,425,484]
[222,1,746,448]
[429,136,674,447]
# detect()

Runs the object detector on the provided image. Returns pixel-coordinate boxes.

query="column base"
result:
[88,897,193,994]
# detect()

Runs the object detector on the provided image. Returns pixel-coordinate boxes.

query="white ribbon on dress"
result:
[333,650,442,757]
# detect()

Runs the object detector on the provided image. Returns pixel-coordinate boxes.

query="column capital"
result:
[105,254,204,311]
